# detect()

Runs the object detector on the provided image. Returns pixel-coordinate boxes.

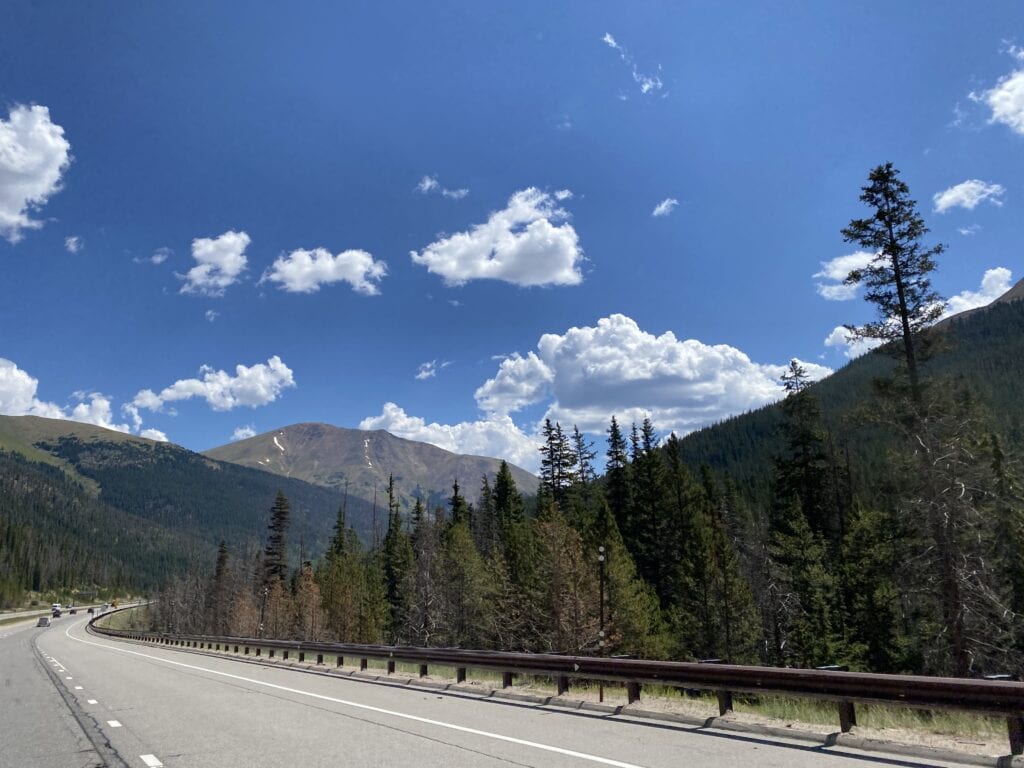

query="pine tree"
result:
[382,474,414,641]
[263,491,290,586]
[605,416,633,539]
[449,478,470,527]
[841,162,945,406]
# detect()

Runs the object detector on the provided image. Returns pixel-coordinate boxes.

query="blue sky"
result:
[2,1,1023,472]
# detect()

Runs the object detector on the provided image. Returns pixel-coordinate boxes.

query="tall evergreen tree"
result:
[262,490,291,586]
[841,162,944,406]
[605,416,633,539]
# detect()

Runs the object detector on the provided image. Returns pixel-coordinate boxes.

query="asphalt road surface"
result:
[1,615,979,768]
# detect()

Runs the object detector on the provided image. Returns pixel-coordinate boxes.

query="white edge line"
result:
[66,625,644,768]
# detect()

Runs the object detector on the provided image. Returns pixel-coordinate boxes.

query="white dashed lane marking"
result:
[87,699,97,704]
[107,720,122,728]
[140,756,164,767]
[74,685,83,690]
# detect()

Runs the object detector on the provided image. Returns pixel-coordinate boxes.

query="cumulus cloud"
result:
[360,403,540,471]
[64,235,82,253]
[205,309,219,322]
[262,247,387,295]
[823,326,885,359]
[231,424,257,441]
[363,314,832,472]
[813,251,877,301]
[0,105,72,243]
[652,198,678,217]
[417,174,469,200]
[141,428,169,442]
[945,267,1013,316]
[970,46,1024,136]
[179,231,250,296]
[958,225,981,236]
[474,352,553,414]
[130,355,295,413]
[414,360,451,381]
[601,33,664,96]
[410,188,583,287]
[933,180,1005,213]
[0,358,140,434]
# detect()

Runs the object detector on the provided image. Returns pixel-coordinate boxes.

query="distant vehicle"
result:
[100,603,110,612]
[51,603,61,612]
[87,607,94,615]
[51,608,61,618]
[69,608,77,615]
[36,617,50,628]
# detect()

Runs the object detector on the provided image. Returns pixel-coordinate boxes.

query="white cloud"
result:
[130,355,295,413]
[64,235,82,253]
[0,105,72,243]
[0,358,64,418]
[363,314,832,471]
[410,188,583,287]
[652,198,678,217]
[601,32,664,96]
[958,225,981,236]
[970,49,1024,136]
[813,251,877,301]
[179,230,250,296]
[141,428,169,442]
[262,247,387,295]
[231,424,257,441]
[933,180,1005,213]
[474,352,553,414]
[945,267,1013,316]
[360,403,540,471]
[823,326,885,359]
[205,309,219,322]
[0,358,141,434]
[823,267,1015,357]
[414,360,452,381]
[417,174,469,200]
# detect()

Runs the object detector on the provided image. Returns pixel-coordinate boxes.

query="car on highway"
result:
[36,617,50,627]
[87,607,94,615]
[51,608,61,618]
[69,608,77,615]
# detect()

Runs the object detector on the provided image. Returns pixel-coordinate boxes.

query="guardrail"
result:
[90,612,1024,756]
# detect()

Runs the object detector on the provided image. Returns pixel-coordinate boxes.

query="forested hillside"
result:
[677,296,1024,507]
[0,449,201,607]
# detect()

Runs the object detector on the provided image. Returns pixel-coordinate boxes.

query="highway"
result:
[1,615,979,768]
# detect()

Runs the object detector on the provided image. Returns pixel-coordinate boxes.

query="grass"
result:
[95,604,152,631]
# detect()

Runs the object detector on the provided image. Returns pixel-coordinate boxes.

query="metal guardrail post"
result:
[457,667,467,683]
[360,658,368,671]
[716,691,733,715]
[244,646,250,655]
[283,650,289,660]
[337,655,344,668]
[419,664,428,678]
[838,701,857,732]
[317,654,324,665]
[627,682,641,704]
[386,660,396,674]
[502,672,514,689]
[298,652,305,662]
[1009,716,1024,755]
[269,649,275,658]
[556,675,569,695]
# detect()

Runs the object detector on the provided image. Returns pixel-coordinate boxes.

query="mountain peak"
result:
[204,422,537,512]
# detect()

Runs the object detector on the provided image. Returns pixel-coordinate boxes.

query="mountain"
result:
[204,422,538,513]
[675,281,1024,506]
[0,414,373,562]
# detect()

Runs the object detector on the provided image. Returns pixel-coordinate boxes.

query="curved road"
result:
[2,615,970,768]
